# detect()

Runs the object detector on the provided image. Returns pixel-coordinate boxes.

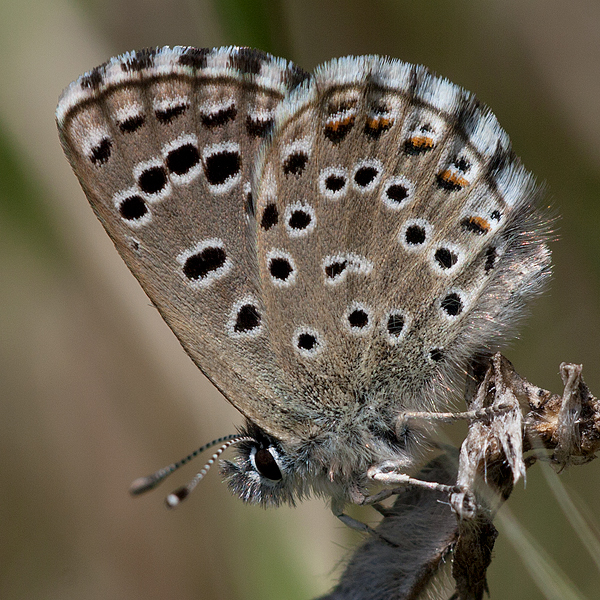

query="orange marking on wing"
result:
[464,216,491,233]
[325,113,356,132]
[366,116,393,131]
[439,169,470,188]
[409,135,434,149]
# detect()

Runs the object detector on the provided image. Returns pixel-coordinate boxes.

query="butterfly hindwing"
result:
[255,56,550,420]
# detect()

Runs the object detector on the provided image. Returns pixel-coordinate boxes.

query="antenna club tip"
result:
[165,494,179,508]
[165,487,189,508]
[129,476,157,496]
[130,435,247,505]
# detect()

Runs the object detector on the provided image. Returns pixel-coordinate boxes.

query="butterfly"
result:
[56,46,550,525]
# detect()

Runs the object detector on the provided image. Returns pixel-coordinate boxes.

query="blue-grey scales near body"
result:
[56,46,550,520]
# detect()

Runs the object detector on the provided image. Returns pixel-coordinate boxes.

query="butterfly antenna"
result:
[129,434,251,497]
[164,435,254,508]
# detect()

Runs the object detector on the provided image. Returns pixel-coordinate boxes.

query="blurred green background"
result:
[1,1,599,599]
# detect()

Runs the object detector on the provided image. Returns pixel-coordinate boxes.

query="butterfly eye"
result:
[251,446,283,481]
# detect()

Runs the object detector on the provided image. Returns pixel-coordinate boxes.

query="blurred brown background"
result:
[1,1,599,599]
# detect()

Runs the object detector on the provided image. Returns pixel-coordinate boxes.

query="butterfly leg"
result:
[332,508,399,547]
[366,462,460,495]
[395,404,512,436]
[332,489,400,546]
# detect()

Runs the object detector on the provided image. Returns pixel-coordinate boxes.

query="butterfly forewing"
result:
[56,47,311,439]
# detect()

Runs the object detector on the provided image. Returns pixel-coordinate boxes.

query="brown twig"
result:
[318,354,600,600]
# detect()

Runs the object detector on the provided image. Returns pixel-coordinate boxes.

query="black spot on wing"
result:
[80,66,104,90]
[178,47,209,69]
[183,247,227,280]
[166,144,200,175]
[121,48,158,72]
[90,138,112,165]
[204,150,241,185]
